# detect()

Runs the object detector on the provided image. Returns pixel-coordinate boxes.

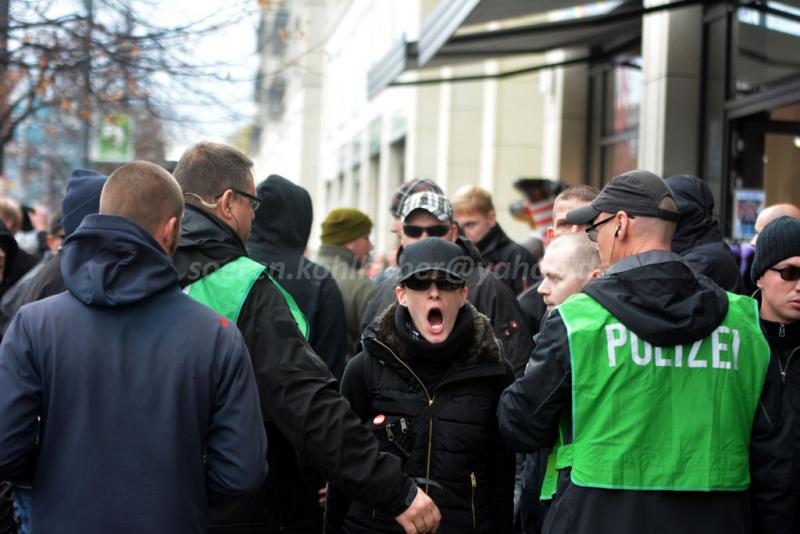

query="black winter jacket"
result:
[18,255,64,305]
[476,224,538,296]
[327,303,515,534]
[497,250,790,534]
[667,175,745,293]
[247,174,347,380]
[174,206,414,533]
[361,238,533,377]
[0,218,39,302]
[517,279,547,342]
[756,291,800,533]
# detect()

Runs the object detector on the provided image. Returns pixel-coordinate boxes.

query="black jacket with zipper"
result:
[174,206,414,533]
[667,174,745,294]
[756,289,800,533]
[326,302,516,534]
[476,224,538,296]
[247,174,347,381]
[361,238,533,377]
[497,250,792,534]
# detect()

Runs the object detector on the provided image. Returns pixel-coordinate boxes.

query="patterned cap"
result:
[390,178,444,217]
[399,191,453,222]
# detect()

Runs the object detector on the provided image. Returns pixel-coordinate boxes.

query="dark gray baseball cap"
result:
[398,238,468,284]
[566,170,681,225]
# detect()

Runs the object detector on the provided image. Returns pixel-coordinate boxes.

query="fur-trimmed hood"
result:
[364,301,503,369]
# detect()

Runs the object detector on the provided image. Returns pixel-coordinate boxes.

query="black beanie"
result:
[751,216,800,282]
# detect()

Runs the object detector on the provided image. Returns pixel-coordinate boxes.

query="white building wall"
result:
[254,0,554,254]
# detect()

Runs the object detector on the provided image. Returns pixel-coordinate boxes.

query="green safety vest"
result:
[540,417,573,501]
[548,291,769,492]
[184,256,309,339]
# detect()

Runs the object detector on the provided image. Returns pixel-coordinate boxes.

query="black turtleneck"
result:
[394,304,473,391]
[761,318,800,366]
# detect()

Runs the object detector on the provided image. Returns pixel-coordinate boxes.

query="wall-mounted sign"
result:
[733,189,765,240]
[92,114,133,163]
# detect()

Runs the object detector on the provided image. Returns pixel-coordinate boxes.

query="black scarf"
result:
[393,304,473,389]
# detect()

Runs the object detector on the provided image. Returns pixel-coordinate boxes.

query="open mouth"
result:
[427,307,444,334]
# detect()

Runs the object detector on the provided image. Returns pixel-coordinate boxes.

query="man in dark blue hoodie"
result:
[0,161,268,534]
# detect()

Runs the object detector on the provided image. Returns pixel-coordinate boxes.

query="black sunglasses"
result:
[215,188,261,211]
[770,266,800,282]
[403,224,450,238]
[585,215,616,242]
[403,277,465,292]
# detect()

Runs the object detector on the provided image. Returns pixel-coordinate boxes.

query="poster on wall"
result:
[91,114,134,163]
[733,189,766,240]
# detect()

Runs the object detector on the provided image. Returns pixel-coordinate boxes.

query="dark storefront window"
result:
[701,1,800,237]
[701,9,729,220]
[733,2,800,97]
[589,54,643,187]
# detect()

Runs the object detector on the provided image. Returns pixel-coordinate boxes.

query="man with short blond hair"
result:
[453,185,537,295]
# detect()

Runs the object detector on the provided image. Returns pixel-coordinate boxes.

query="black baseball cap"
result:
[398,238,468,284]
[566,170,681,225]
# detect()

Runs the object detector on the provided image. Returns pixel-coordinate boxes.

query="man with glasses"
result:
[362,190,533,377]
[173,143,440,534]
[752,215,800,531]
[498,170,787,534]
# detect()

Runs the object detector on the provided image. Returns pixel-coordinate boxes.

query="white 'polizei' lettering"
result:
[687,340,706,368]
[712,326,732,369]
[654,346,672,367]
[674,345,683,367]
[630,332,652,366]
[606,324,626,367]
[602,324,740,371]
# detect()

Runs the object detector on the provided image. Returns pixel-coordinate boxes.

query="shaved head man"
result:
[537,233,602,311]
[0,160,268,534]
[100,161,185,255]
[752,203,800,245]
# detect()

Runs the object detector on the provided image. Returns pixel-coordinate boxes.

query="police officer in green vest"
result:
[171,142,441,534]
[497,170,788,534]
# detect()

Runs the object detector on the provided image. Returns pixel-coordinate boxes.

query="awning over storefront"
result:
[368,1,643,99]
[367,0,705,100]
[417,0,641,66]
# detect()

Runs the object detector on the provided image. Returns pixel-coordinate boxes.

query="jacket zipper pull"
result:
[781,370,787,383]
[470,472,477,488]
[779,323,786,337]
